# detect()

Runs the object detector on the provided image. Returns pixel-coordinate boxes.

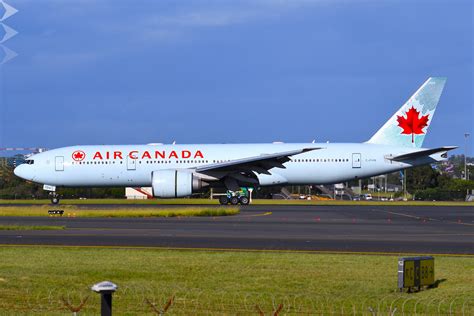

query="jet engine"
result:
[152,170,207,198]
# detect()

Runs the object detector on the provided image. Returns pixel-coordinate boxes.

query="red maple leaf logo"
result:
[72,150,86,161]
[397,106,429,143]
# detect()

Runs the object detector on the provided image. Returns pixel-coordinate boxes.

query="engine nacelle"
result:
[152,170,206,198]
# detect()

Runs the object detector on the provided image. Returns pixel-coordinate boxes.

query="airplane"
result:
[14,77,456,205]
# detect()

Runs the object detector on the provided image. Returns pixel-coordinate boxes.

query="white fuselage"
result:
[14,143,441,188]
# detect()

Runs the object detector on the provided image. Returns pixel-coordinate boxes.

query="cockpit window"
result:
[25,160,34,165]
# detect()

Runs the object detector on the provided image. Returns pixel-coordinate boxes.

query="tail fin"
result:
[367,77,447,148]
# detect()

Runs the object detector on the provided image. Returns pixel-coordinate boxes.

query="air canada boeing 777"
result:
[15,77,456,204]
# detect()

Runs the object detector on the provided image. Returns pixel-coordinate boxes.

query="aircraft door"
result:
[55,156,64,171]
[352,153,361,168]
[127,156,136,170]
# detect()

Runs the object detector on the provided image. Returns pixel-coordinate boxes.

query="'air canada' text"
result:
[90,150,205,160]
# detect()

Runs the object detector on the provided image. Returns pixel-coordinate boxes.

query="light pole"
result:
[465,133,470,181]
[403,169,407,201]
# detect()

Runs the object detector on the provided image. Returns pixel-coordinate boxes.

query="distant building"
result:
[125,187,153,199]
[387,184,402,192]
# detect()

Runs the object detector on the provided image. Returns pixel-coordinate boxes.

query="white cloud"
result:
[146,0,327,29]
[19,0,332,53]
[133,1,326,43]
[156,10,257,27]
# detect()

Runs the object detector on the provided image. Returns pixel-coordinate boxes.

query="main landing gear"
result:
[219,195,249,205]
[49,192,60,205]
[219,190,250,206]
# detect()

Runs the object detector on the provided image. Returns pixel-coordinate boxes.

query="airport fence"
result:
[1,284,472,315]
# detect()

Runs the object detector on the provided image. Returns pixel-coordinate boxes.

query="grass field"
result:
[1,198,473,207]
[0,206,239,218]
[0,246,472,315]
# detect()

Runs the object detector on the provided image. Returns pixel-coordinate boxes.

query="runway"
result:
[0,205,473,254]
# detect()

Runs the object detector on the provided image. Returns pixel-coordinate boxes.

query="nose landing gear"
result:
[49,192,60,205]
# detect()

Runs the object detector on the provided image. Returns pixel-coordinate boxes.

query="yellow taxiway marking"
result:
[236,211,272,218]
[0,244,472,257]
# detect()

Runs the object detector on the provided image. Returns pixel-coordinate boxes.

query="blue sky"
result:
[0,0,472,153]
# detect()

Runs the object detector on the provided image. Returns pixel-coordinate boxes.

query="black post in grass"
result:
[91,281,118,316]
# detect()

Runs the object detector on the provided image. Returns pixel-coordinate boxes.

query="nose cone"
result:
[14,164,33,181]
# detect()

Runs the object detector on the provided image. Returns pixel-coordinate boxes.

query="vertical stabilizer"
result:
[367,77,447,148]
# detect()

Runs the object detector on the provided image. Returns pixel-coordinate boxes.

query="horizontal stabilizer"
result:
[386,146,457,161]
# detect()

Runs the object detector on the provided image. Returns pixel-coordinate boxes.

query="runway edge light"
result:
[398,256,435,292]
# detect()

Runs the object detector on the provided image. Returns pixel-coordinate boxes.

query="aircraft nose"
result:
[13,164,24,178]
[14,164,33,181]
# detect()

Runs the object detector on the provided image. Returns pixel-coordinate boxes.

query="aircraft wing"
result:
[197,147,321,174]
[386,146,457,162]
[195,147,322,190]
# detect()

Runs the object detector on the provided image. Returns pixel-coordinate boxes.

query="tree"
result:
[406,165,439,192]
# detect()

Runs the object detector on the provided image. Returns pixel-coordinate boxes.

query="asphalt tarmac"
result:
[0,205,473,254]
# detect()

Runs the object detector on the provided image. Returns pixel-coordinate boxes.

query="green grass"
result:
[0,225,65,230]
[1,198,473,206]
[0,206,239,218]
[0,246,472,315]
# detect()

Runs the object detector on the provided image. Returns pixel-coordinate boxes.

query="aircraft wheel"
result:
[239,196,249,205]
[219,196,229,205]
[230,197,240,205]
[51,197,60,205]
